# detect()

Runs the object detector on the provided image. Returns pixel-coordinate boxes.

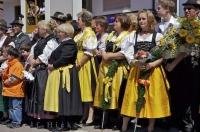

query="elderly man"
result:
[166,0,200,131]
[10,15,31,49]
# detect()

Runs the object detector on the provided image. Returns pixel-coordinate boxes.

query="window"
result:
[103,0,130,11]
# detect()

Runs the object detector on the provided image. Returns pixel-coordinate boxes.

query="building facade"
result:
[1,0,186,32]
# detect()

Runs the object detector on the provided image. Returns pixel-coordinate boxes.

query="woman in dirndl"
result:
[93,14,130,129]
[26,20,58,128]
[120,10,171,132]
[74,10,98,125]
[92,16,109,126]
[44,23,82,131]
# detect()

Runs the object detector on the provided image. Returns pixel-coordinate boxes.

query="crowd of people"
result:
[0,0,199,132]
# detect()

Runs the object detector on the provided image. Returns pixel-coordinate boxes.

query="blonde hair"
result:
[37,20,52,34]
[127,13,138,31]
[158,0,175,14]
[56,23,74,37]
[95,16,108,30]
[137,10,157,33]
[77,10,93,27]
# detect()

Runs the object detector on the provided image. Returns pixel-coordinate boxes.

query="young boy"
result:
[0,46,10,124]
[20,43,32,70]
[1,46,24,128]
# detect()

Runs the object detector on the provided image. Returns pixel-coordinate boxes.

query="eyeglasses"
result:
[12,25,18,28]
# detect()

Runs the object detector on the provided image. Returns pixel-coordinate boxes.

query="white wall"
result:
[45,0,82,21]
[92,0,153,16]
[178,0,187,16]
[3,0,20,25]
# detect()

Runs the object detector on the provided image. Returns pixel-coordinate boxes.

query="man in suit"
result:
[10,15,31,49]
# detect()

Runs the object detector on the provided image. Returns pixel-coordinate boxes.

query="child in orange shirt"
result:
[1,47,24,128]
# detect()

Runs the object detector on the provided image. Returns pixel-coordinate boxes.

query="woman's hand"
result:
[102,51,109,61]
[76,61,82,71]
[96,50,102,57]
[48,64,54,71]
[30,59,36,66]
[145,62,155,70]
[165,52,188,72]
[165,63,175,72]
[4,79,10,86]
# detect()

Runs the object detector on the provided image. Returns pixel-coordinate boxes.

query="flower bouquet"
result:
[158,26,182,59]
[134,50,151,115]
[102,60,118,109]
[133,50,152,132]
[177,17,200,67]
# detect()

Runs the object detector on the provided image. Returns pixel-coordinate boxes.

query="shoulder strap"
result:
[134,31,138,46]
[151,31,157,47]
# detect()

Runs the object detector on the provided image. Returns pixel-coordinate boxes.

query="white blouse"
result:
[120,31,136,64]
[78,31,97,56]
[30,38,59,65]
[38,38,59,64]
[156,16,179,34]
[120,31,163,64]
[97,33,108,51]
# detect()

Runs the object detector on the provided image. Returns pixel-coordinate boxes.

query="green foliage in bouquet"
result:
[102,60,119,109]
[152,26,182,60]
[136,68,151,115]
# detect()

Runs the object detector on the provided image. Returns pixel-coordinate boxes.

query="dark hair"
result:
[7,47,20,58]
[20,43,31,52]
[66,13,72,21]
[2,45,13,52]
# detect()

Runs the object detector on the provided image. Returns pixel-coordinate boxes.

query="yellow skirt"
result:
[121,66,171,118]
[93,61,127,109]
[77,51,98,102]
[44,65,73,112]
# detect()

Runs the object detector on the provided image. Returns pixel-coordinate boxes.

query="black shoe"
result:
[85,121,94,126]
[51,127,70,132]
[94,125,101,129]
[80,119,86,126]
[0,117,8,124]
[0,117,7,121]
[1,119,11,125]
[73,123,82,128]
[29,121,35,128]
[112,125,119,130]
[70,123,79,130]
[7,123,21,129]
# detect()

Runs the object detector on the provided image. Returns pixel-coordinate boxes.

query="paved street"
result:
[0,123,182,132]
[0,124,120,132]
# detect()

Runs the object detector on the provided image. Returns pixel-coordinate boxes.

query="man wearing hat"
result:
[183,1,200,131]
[10,15,31,49]
[166,0,200,131]
[51,11,67,26]
[0,19,11,48]
[183,0,200,19]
